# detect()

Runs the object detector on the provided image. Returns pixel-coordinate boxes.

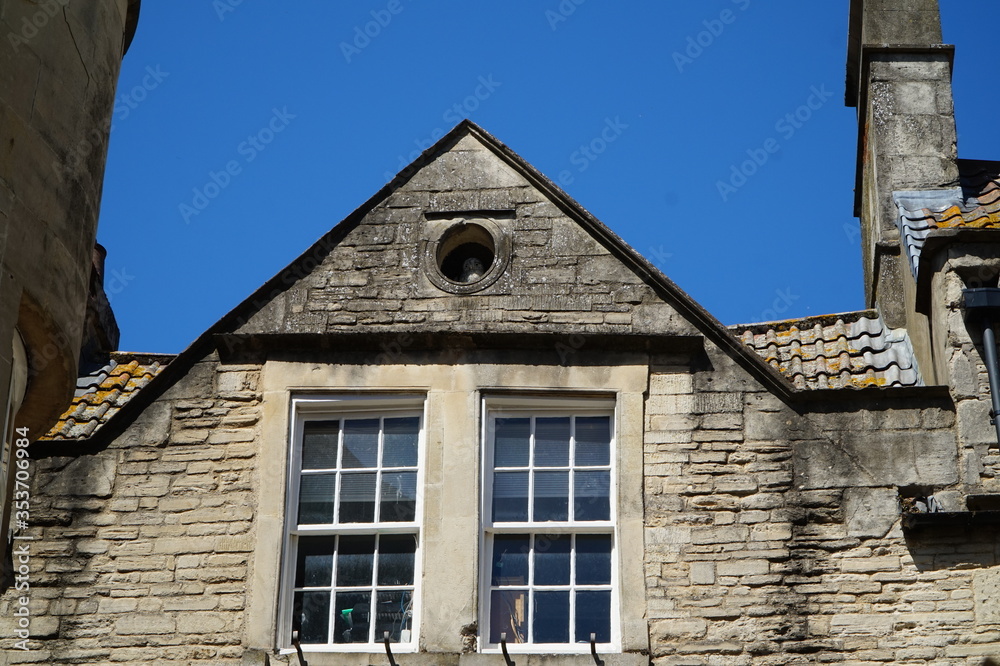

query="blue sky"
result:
[97,2,1000,354]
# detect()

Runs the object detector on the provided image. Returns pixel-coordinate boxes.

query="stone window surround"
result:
[422,213,512,295]
[249,358,649,664]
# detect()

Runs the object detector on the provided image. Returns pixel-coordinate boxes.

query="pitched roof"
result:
[732,310,922,390]
[896,159,1000,278]
[41,353,173,441]
[36,122,939,452]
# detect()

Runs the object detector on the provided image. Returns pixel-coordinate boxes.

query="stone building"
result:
[6,0,1000,664]
[0,0,139,580]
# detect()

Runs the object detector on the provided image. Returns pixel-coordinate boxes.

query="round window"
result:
[423,218,510,294]
[436,223,495,284]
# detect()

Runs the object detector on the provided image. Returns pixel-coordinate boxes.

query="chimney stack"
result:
[846,0,957,338]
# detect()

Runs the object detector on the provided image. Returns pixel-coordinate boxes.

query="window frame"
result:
[478,395,620,654]
[280,394,426,654]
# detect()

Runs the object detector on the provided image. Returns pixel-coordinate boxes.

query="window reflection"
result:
[488,533,613,646]
[490,589,527,644]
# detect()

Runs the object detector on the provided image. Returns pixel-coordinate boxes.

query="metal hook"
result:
[590,633,605,666]
[290,630,309,666]
[500,632,515,666]
[383,631,398,666]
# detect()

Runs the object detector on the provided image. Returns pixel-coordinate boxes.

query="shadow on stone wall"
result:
[903,526,1000,573]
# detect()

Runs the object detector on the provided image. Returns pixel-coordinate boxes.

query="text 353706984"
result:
[11,426,33,651]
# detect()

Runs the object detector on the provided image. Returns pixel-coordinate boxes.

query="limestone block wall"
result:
[929,252,1000,490]
[644,350,793,663]
[643,341,1000,665]
[235,135,698,340]
[6,340,1000,665]
[0,355,261,664]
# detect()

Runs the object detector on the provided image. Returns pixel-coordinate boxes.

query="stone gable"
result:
[234,129,700,339]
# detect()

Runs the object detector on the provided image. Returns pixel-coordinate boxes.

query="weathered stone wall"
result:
[5,342,1000,665]
[0,355,261,664]
[0,0,136,432]
[859,0,942,45]
[642,339,1000,665]
[236,134,698,340]
[929,252,1000,490]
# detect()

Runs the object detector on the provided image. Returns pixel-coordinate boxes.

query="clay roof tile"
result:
[731,310,922,390]
[40,353,174,442]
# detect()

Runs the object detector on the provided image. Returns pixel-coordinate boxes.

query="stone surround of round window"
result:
[424,218,510,294]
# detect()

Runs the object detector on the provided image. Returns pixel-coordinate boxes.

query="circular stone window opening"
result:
[424,218,511,294]
[437,223,495,284]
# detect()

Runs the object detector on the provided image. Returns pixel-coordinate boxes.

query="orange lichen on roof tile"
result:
[40,352,174,442]
[934,206,965,228]
[912,167,1000,231]
[964,211,1000,228]
[731,310,921,390]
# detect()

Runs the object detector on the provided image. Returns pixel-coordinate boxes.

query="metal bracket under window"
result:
[384,631,398,666]
[591,633,605,666]
[290,631,309,666]
[500,632,515,665]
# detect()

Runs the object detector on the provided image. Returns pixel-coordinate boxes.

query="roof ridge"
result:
[110,351,177,363]
[730,309,879,333]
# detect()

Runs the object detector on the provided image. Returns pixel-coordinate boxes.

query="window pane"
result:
[576,535,612,585]
[380,471,417,522]
[383,417,419,467]
[294,591,331,644]
[533,591,570,643]
[534,534,571,586]
[302,421,339,470]
[494,418,530,467]
[339,472,377,523]
[334,591,372,644]
[378,535,416,586]
[298,473,336,524]
[491,534,529,586]
[575,470,611,521]
[492,471,528,522]
[342,418,379,468]
[575,590,611,643]
[489,589,527,644]
[375,590,413,643]
[534,417,570,467]
[337,535,375,587]
[533,471,569,522]
[575,416,611,466]
[295,536,335,587]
